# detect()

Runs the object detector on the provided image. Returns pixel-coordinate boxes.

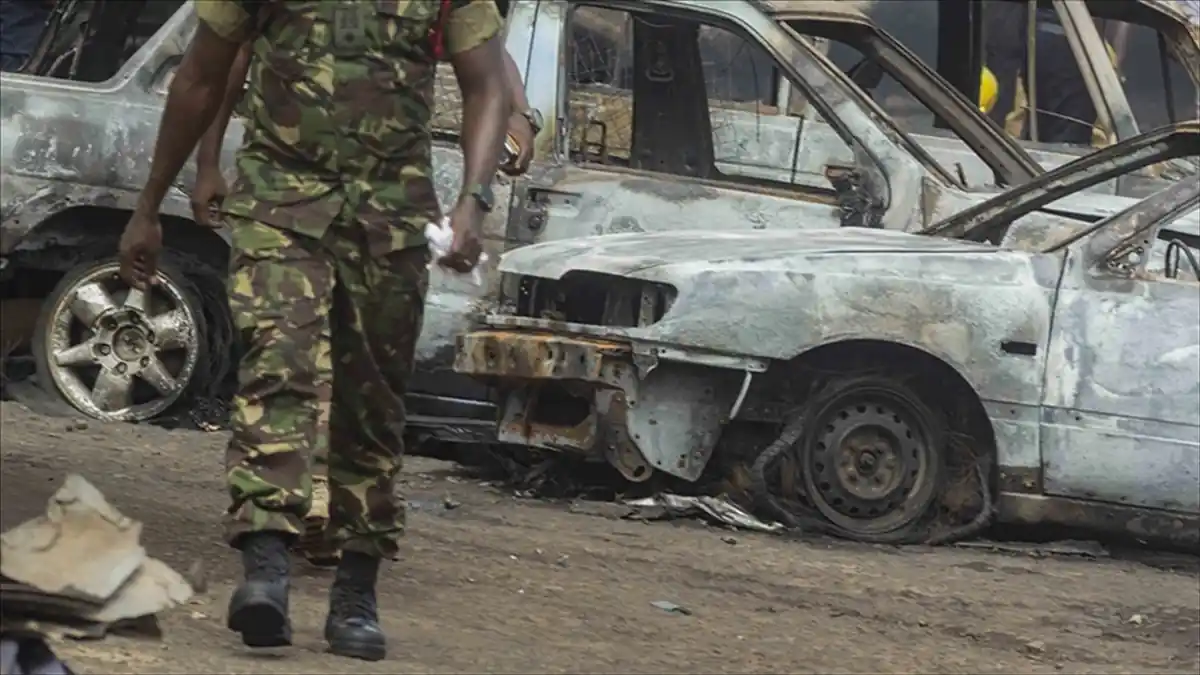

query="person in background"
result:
[0,0,51,72]
[116,0,511,661]
[984,1,1098,145]
[185,3,543,571]
[979,40,1119,149]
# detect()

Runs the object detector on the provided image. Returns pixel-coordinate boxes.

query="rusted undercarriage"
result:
[454,328,747,483]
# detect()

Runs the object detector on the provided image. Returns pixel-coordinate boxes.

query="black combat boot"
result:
[226,531,292,647]
[324,550,386,661]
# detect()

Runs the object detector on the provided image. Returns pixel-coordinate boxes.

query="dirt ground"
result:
[1,401,1198,675]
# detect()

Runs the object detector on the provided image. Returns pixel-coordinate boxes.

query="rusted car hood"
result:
[497,228,996,280]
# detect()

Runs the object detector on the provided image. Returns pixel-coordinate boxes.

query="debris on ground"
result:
[0,475,195,674]
[625,494,784,533]
[2,406,1197,673]
[650,600,692,616]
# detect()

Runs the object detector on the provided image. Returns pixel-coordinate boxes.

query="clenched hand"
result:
[500,113,534,177]
[438,199,485,273]
[192,164,228,227]
[118,210,164,290]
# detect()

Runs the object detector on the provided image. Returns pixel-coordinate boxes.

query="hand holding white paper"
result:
[425,217,487,286]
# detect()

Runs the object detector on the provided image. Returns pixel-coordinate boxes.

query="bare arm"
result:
[502,49,530,114]
[196,42,253,172]
[136,2,253,215]
[448,2,511,209]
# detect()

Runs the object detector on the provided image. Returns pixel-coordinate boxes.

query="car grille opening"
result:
[514,271,675,327]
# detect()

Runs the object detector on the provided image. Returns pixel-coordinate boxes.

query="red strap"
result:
[431,0,453,60]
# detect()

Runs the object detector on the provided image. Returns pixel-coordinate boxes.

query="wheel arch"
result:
[781,337,998,462]
[10,205,230,273]
[9,206,236,422]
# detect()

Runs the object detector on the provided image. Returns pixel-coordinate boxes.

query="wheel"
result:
[32,257,207,422]
[793,375,946,539]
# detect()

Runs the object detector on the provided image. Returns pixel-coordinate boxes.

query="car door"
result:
[1041,193,1200,514]
[507,0,934,250]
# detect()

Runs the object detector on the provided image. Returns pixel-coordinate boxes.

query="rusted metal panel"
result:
[454,328,741,480]
[455,330,641,470]
[454,331,630,382]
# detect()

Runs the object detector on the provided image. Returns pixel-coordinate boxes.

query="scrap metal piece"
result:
[626,493,785,533]
[0,475,146,605]
[85,558,191,626]
[0,474,194,642]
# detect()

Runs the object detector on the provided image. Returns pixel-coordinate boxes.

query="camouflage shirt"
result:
[195,0,503,255]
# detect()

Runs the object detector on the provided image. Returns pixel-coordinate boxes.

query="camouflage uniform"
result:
[300,332,337,566]
[196,0,503,561]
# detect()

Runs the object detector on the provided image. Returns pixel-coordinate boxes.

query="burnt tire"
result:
[32,255,213,422]
[754,375,947,543]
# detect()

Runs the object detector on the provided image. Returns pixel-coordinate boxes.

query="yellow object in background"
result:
[979,66,999,114]
[981,40,1118,148]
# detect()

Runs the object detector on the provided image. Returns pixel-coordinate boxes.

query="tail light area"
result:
[514,271,676,327]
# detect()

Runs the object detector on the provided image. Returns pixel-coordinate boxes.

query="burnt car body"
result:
[0,0,1195,428]
[454,123,1200,546]
[730,0,1200,193]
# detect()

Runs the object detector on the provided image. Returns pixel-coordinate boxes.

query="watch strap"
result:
[466,182,494,212]
[520,108,543,134]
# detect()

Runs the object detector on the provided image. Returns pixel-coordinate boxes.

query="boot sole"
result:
[327,638,386,662]
[228,585,292,648]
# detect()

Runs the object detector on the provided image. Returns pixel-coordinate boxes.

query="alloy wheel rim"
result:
[43,263,200,421]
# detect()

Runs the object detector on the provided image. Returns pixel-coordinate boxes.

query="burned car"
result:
[454,123,1200,546]
[0,0,1194,429]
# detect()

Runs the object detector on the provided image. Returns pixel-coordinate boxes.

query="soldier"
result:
[190,36,541,227]
[116,0,511,662]
[186,10,543,570]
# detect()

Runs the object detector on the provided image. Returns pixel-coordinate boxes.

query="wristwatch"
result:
[466,182,495,213]
[519,108,544,135]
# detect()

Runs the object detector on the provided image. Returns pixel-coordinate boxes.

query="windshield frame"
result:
[1047,177,1200,276]
[781,16,1044,188]
[920,122,1200,246]
[772,20,962,187]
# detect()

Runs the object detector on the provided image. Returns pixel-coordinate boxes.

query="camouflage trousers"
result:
[224,214,429,560]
